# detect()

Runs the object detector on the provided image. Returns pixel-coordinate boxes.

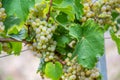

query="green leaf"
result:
[35,0,42,3]
[0,43,2,54]
[10,42,22,55]
[69,24,82,40]
[45,62,63,80]
[7,26,19,34]
[53,26,72,55]
[73,0,83,20]
[2,0,35,21]
[54,35,71,48]
[53,0,83,22]
[53,0,63,4]
[111,11,119,21]
[110,30,120,54]
[53,0,75,21]
[4,16,21,31]
[2,0,35,31]
[56,12,69,25]
[56,46,73,55]
[54,26,71,48]
[72,20,104,69]
[9,28,27,41]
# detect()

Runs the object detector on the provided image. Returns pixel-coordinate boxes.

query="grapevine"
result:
[0,0,120,80]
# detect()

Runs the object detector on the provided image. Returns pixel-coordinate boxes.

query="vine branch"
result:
[46,0,53,21]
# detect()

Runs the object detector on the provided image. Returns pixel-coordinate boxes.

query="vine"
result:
[0,0,120,80]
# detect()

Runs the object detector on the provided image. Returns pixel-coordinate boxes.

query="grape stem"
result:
[57,58,66,65]
[46,0,53,21]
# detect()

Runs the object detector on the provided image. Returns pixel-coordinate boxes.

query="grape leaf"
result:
[53,0,63,4]
[2,0,35,21]
[69,24,82,40]
[45,62,63,80]
[7,26,19,34]
[110,30,120,54]
[54,35,71,48]
[0,43,2,54]
[4,16,21,31]
[56,46,73,55]
[71,20,104,69]
[54,26,71,48]
[53,26,72,54]
[111,11,119,21]
[73,0,83,20]
[56,12,69,25]
[53,0,75,21]
[2,0,35,31]
[35,0,42,3]
[10,42,22,55]
[53,0,83,22]
[8,28,27,41]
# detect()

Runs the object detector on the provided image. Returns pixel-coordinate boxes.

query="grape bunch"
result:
[26,2,57,63]
[27,18,57,58]
[0,1,6,32]
[61,54,100,80]
[81,0,120,31]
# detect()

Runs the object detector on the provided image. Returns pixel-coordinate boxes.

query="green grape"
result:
[61,56,100,80]
[0,1,6,33]
[80,0,120,30]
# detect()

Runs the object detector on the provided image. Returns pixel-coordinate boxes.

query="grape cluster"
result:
[26,2,57,63]
[61,53,100,80]
[27,19,57,60]
[0,2,6,32]
[81,0,120,30]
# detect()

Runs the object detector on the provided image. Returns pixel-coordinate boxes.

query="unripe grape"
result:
[81,17,87,22]
[42,45,47,49]
[86,70,91,76]
[67,62,71,66]
[65,58,70,62]
[90,73,96,78]
[49,55,54,60]
[40,36,46,40]
[81,72,85,76]
[33,43,37,47]
[32,22,36,27]
[67,53,72,58]
[45,58,49,62]
[36,29,40,33]
[42,27,47,32]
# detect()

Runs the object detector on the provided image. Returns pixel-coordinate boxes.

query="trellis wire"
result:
[0,49,29,58]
